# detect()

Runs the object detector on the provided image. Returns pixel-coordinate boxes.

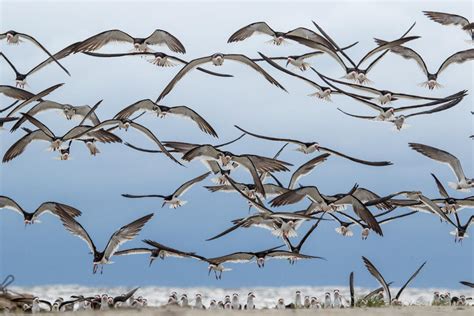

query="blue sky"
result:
[0,0,473,289]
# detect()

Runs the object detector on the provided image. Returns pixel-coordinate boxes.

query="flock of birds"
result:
[1,263,473,312]
[1,8,474,312]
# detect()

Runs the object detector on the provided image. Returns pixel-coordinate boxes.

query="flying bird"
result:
[56,209,153,274]
[114,239,196,266]
[362,256,426,305]
[235,125,392,166]
[113,99,218,137]
[0,196,81,225]
[156,53,286,101]
[82,51,233,78]
[72,29,186,53]
[253,51,324,71]
[0,52,70,88]
[122,171,210,209]
[0,30,70,74]
[409,143,473,192]
[10,100,102,132]
[374,39,474,89]
[430,173,474,214]
[2,114,121,162]
[423,11,474,41]
[290,21,418,84]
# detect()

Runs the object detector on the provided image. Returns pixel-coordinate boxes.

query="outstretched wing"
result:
[73,29,135,52]
[362,256,391,303]
[166,106,218,137]
[145,29,186,53]
[56,208,96,254]
[436,49,474,76]
[174,171,211,197]
[395,261,427,300]
[103,214,154,260]
[227,22,276,42]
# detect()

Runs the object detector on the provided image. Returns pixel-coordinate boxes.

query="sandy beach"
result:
[10,306,473,316]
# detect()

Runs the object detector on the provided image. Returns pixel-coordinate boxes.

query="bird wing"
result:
[423,11,470,28]
[57,209,97,254]
[431,173,449,198]
[289,154,330,189]
[7,83,64,117]
[156,56,213,101]
[174,171,211,197]
[337,108,376,120]
[409,143,466,183]
[417,195,455,225]
[73,29,135,52]
[234,125,304,146]
[362,256,391,303]
[265,250,324,260]
[2,129,51,162]
[395,261,427,300]
[227,22,276,42]
[357,36,420,68]
[374,39,429,76]
[286,27,335,48]
[32,202,81,221]
[0,196,24,216]
[145,29,186,53]
[339,195,383,235]
[129,122,182,165]
[20,113,55,138]
[224,54,286,91]
[210,252,255,264]
[231,156,266,199]
[353,188,392,210]
[114,99,158,120]
[436,49,474,76]
[166,106,218,137]
[114,248,153,256]
[270,186,324,207]
[103,214,154,261]
[142,239,195,257]
[10,101,65,132]
[74,105,101,125]
[0,85,35,100]
[319,146,392,167]
[248,155,292,173]
[17,32,70,76]
[181,144,222,162]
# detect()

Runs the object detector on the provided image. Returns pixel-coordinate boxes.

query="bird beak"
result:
[161,201,166,208]
[149,258,155,267]
[286,59,290,67]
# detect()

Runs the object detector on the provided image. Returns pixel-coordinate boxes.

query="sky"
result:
[0,0,473,290]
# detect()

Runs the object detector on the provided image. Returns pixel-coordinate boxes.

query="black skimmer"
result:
[253,51,324,71]
[270,186,384,236]
[430,173,474,214]
[291,21,418,84]
[276,298,286,309]
[374,39,474,89]
[0,52,70,88]
[231,293,241,310]
[258,53,372,101]
[113,99,218,137]
[78,118,180,165]
[10,100,102,132]
[287,154,330,189]
[2,114,121,162]
[82,51,233,78]
[423,11,474,42]
[244,293,256,310]
[328,210,417,239]
[362,256,426,305]
[122,171,210,208]
[4,83,64,118]
[235,125,392,166]
[0,30,70,73]
[180,144,292,198]
[114,239,196,266]
[409,143,474,192]
[156,53,286,102]
[72,29,186,53]
[320,73,466,123]
[0,196,81,225]
[192,252,257,279]
[323,292,332,308]
[56,209,153,274]
[320,75,455,105]
[227,22,357,48]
